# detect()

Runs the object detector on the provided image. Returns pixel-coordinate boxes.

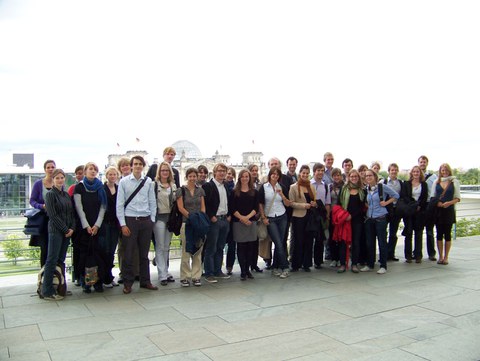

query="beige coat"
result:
[289,183,317,218]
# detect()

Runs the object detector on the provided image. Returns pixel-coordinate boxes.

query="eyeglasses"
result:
[365,174,374,177]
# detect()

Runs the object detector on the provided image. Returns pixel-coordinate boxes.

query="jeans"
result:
[267,213,289,270]
[153,219,173,281]
[42,229,69,297]
[365,217,388,269]
[204,217,230,276]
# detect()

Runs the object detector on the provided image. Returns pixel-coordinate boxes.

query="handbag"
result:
[167,187,185,236]
[23,208,47,236]
[395,198,418,217]
[257,188,277,240]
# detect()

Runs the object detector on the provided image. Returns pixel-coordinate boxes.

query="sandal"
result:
[437,259,444,265]
[442,259,449,265]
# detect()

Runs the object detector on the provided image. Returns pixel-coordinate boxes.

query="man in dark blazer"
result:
[202,163,231,283]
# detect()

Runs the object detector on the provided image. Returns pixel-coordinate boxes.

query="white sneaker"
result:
[279,270,289,279]
[103,283,113,288]
[272,269,281,276]
[377,267,387,274]
[330,260,337,267]
[360,266,371,272]
[111,280,119,287]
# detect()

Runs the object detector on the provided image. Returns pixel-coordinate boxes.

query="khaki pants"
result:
[180,223,204,280]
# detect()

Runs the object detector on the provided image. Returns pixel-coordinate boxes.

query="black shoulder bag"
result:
[124,177,147,208]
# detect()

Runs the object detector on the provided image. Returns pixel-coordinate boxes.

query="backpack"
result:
[37,263,67,298]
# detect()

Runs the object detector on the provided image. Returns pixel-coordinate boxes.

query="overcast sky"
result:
[1,0,479,173]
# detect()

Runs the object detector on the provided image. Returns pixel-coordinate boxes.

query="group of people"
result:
[29,149,461,300]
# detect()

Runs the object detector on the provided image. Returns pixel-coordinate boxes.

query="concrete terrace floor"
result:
[1,237,480,361]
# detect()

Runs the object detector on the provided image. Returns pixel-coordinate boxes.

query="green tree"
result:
[2,234,27,265]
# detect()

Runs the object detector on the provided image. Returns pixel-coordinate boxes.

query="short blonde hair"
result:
[163,147,176,156]
[105,166,120,178]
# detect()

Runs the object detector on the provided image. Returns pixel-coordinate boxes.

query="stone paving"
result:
[1,236,480,361]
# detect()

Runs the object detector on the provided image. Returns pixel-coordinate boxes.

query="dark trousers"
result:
[237,241,256,276]
[387,214,402,258]
[226,224,236,269]
[425,219,437,257]
[122,217,154,286]
[404,215,424,259]
[328,222,339,262]
[350,217,364,266]
[313,224,327,267]
[291,216,314,270]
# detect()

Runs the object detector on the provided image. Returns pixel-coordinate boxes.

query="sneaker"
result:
[337,266,346,273]
[360,266,371,272]
[43,294,64,301]
[204,276,218,283]
[111,280,119,287]
[351,265,359,273]
[215,272,231,279]
[330,260,338,267]
[180,279,190,287]
[272,268,281,276]
[377,267,387,275]
[192,279,202,287]
[103,283,114,288]
[279,270,289,279]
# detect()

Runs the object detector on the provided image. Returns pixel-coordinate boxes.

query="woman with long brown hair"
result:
[230,169,260,280]
[289,164,317,272]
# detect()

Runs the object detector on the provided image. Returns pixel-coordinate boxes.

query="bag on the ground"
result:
[37,263,67,298]
[84,265,99,286]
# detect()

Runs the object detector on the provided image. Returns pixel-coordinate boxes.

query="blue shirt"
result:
[116,173,157,226]
[366,184,399,219]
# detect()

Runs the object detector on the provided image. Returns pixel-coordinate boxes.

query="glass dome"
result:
[171,140,203,161]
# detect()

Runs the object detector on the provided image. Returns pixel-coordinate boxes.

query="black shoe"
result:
[246,271,254,279]
[303,267,311,272]
[429,256,437,261]
[160,280,168,286]
[251,266,263,273]
[134,276,140,282]
[240,274,247,281]
[117,278,124,284]
[167,276,175,283]
[388,257,399,262]
[314,264,322,269]
[83,287,91,294]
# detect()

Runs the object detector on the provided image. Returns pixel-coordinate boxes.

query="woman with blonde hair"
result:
[433,163,461,265]
[154,161,177,285]
[402,165,428,263]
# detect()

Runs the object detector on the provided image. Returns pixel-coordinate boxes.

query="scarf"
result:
[82,177,107,206]
[340,182,365,208]
[298,178,314,200]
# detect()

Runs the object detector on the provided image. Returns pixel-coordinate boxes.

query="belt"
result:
[126,216,151,221]
[216,215,228,219]
[367,215,386,221]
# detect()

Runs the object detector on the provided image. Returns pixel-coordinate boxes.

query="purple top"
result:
[30,179,47,210]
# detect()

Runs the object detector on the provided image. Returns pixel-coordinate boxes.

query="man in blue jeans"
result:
[202,163,231,283]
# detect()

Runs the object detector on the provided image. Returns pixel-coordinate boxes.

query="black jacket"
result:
[202,179,231,219]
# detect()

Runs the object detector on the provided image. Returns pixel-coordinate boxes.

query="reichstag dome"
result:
[171,140,202,160]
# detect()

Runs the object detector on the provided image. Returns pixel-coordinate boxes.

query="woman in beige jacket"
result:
[289,165,317,272]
